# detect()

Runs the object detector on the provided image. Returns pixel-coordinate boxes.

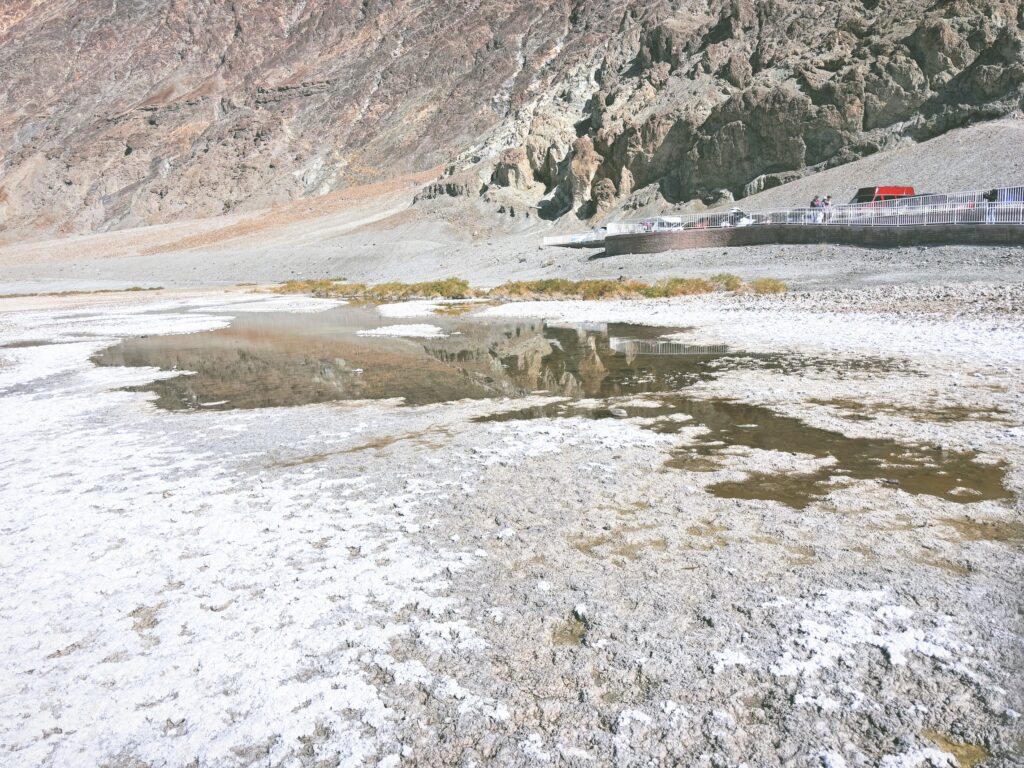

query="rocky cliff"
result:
[0,0,621,238]
[469,0,1024,220]
[1,0,1021,239]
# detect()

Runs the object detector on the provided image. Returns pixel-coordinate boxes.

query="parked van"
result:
[850,186,916,204]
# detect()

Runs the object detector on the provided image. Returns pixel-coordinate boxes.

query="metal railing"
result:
[543,231,606,246]
[843,185,1024,210]
[609,339,729,356]
[745,201,1024,228]
[542,185,1024,246]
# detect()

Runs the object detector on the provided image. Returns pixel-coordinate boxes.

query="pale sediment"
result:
[0,290,1020,766]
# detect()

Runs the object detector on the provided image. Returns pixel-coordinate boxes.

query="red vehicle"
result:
[850,186,916,204]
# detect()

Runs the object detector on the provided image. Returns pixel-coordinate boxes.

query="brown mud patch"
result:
[552,616,588,646]
[920,730,989,767]
[571,528,668,563]
[272,427,452,468]
[937,516,1024,545]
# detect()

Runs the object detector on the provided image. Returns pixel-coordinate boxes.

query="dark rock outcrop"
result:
[477,0,1024,220]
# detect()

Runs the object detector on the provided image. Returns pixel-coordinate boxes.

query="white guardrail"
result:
[542,185,1024,246]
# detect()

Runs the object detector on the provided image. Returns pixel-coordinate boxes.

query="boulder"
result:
[567,136,604,214]
[491,147,541,193]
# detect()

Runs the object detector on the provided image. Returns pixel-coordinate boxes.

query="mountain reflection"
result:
[91,306,716,410]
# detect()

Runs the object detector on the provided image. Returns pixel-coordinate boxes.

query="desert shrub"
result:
[274,275,772,301]
[748,277,788,294]
[365,282,413,300]
[275,278,475,300]
[709,273,743,291]
[329,282,368,296]
[654,277,715,297]
[413,277,476,299]
[274,279,337,297]
[359,278,476,300]
[487,279,578,298]
[576,280,639,300]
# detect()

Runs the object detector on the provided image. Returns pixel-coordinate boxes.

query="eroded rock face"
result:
[0,0,625,237]
[476,0,1024,220]
[491,148,541,196]
[0,0,1021,237]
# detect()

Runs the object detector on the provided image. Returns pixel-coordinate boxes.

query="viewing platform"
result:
[543,186,1024,255]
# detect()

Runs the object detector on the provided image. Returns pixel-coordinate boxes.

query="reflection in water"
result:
[91,305,1012,508]
[421,321,733,400]
[92,308,730,409]
[93,307,503,409]
[608,338,729,356]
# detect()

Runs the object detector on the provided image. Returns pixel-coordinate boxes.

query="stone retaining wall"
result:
[603,224,1024,255]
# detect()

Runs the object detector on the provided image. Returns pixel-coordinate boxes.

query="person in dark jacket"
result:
[984,189,998,222]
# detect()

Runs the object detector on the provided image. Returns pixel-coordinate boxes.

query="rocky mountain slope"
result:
[0,0,625,239]
[465,0,1024,221]
[0,0,1021,240]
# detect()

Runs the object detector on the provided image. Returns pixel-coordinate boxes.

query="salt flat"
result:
[1,289,1021,767]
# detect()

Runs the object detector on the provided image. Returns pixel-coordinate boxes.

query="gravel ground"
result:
[1,236,1022,295]
[737,119,1024,211]
[721,283,1024,317]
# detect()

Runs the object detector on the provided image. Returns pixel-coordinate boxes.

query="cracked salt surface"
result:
[767,589,958,679]
[0,295,489,766]
[2,292,1021,766]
